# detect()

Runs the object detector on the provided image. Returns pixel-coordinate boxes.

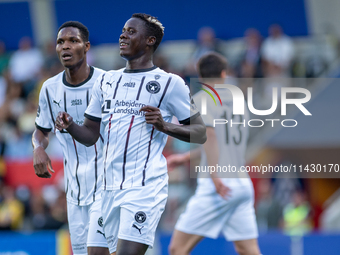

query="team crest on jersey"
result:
[98,217,103,227]
[154,74,161,80]
[134,211,146,223]
[146,81,161,94]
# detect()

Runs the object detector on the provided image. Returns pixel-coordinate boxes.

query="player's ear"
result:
[147,36,156,47]
[84,41,91,53]
[221,69,227,79]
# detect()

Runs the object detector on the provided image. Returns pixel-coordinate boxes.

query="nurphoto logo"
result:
[199,83,312,128]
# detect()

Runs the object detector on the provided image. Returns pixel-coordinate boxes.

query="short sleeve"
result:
[35,84,53,132]
[84,73,105,122]
[166,76,200,125]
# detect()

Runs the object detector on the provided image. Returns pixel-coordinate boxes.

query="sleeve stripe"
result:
[72,138,81,206]
[93,144,98,202]
[64,91,67,112]
[35,123,52,133]
[104,114,113,190]
[113,75,122,99]
[157,77,172,108]
[46,89,55,125]
[84,113,101,122]
[142,127,155,186]
[99,134,104,143]
[120,115,135,190]
[136,76,146,100]
[99,73,105,91]
[179,112,201,125]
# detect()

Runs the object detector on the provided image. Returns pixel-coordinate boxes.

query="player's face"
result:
[56,27,89,69]
[119,18,148,60]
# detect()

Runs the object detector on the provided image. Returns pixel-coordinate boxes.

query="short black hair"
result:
[131,13,164,52]
[58,21,89,42]
[197,52,228,78]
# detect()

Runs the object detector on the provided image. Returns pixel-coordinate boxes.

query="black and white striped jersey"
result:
[35,66,105,206]
[85,66,199,190]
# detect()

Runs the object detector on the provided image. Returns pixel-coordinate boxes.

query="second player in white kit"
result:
[33,21,109,255]
[169,52,261,255]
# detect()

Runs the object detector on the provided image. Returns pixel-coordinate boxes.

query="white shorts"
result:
[102,174,168,254]
[67,198,108,255]
[175,185,258,241]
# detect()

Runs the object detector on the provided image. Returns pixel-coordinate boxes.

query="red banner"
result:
[4,159,64,190]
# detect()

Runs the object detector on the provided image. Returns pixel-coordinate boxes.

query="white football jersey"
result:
[85,66,199,190]
[193,87,252,194]
[35,66,105,206]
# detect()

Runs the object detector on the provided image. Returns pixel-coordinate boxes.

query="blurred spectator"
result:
[184,26,225,82]
[28,188,66,230]
[0,184,24,230]
[42,40,63,78]
[255,179,283,232]
[191,26,224,61]
[153,52,171,73]
[29,190,48,230]
[240,28,263,78]
[47,190,67,229]
[0,151,5,179]
[0,40,10,76]
[17,94,38,136]
[0,76,7,109]
[283,189,313,236]
[0,41,10,110]
[15,185,31,227]
[257,24,295,110]
[261,24,294,77]
[304,55,328,78]
[9,37,43,98]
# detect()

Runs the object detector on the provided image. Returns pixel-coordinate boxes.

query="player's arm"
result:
[32,128,55,178]
[140,105,206,144]
[204,127,230,199]
[167,147,201,171]
[55,111,100,147]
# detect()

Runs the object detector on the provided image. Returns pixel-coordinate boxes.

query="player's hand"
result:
[33,147,55,178]
[55,111,73,131]
[212,178,231,200]
[167,154,188,171]
[140,105,166,132]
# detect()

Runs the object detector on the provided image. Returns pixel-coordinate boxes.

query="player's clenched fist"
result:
[33,147,54,178]
[140,105,166,132]
[55,111,73,131]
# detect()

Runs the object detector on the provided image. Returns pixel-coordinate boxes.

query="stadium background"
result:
[0,0,340,254]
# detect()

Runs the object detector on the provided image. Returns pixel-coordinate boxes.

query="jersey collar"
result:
[63,66,94,87]
[123,65,157,73]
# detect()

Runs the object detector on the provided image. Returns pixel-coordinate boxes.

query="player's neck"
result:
[201,78,225,88]
[125,55,154,71]
[64,61,91,86]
